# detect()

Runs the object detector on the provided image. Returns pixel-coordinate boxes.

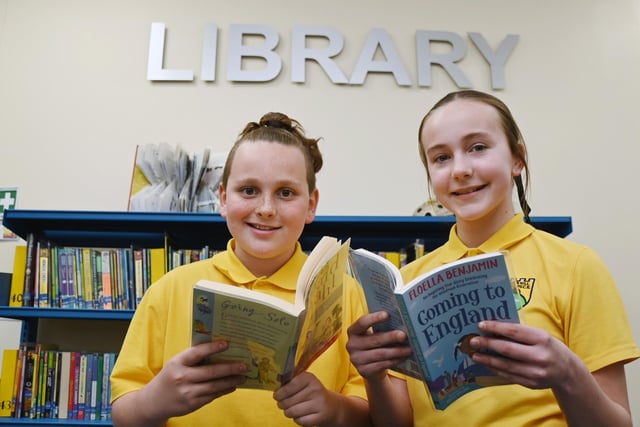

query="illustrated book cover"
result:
[191,236,350,390]
[349,249,521,410]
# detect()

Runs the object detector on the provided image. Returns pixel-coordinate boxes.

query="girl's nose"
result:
[256,195,276,217]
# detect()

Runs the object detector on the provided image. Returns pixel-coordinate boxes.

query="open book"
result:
[349,249,521,410]
[191,236,350,390]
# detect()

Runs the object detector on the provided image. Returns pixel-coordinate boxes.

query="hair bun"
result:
[259,112,293,132]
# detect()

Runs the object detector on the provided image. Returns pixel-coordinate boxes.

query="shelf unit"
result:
[0,209,572,425]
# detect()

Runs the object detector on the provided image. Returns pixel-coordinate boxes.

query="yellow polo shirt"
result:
[110,240,367,427]
[401,214,640,426]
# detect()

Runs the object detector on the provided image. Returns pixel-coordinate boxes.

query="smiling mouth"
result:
[250,223,279,231]
[452,185,486,196]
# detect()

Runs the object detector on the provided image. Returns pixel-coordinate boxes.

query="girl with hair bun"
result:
[111,112,370,427]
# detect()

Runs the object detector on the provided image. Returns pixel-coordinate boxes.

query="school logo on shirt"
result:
[514,277,535,308]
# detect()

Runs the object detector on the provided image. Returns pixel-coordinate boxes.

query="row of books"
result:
[167,247,221,271]
[11,235,166,310]
[0,345,117,420]
[8,234,221,310]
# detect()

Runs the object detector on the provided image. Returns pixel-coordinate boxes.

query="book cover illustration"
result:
[350,249,520,410]
[192,285,301,389]
[398,252,520,410]
[191,236,349,390]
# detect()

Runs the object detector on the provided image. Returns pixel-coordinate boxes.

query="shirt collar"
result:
[440,214,534,260]
[213,239,307,291]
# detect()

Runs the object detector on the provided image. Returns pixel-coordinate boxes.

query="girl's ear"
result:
[305,188,319,224]
[512,142,526,176]
[218,183,228,218]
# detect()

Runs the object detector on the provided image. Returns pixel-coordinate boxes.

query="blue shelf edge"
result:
[0,419,111,426]
[0,307,133,321]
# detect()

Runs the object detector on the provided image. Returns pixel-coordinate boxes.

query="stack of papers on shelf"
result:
[128,143,227,213]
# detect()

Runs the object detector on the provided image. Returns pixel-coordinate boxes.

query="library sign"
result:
[147,23,519,89]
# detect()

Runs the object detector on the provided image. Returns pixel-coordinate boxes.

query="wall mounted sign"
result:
[147,23,519,89]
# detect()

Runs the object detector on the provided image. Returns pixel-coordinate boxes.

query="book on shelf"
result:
[348,249,521,410]
[9,245,26,307]
[22,233,37,307]
[0,348,18,416]
[191,236,350,390]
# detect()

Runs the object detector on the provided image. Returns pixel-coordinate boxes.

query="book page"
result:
[294,236,340,308]
[292,240,350,377]
[192,281,301,390]
[349,248,423,379]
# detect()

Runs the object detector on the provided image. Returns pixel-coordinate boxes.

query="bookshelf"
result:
[0,209,572,425]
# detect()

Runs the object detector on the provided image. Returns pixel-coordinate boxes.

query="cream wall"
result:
[0,0,638,423]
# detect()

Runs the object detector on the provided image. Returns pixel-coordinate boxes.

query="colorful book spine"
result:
[91,250,103,309]
[133,249,144,307]
[12,343,31,418]
[49,246,59,308]
[99,353,111,420]
[81,248,93,309]
[100,250,113,310]
[76,353,87,420]
[21,346,38,417]
[36,243,50,308]
[22,233,36,307]
[69,351,79,419]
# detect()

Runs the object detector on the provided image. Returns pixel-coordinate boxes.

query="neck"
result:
[455,209,515,248]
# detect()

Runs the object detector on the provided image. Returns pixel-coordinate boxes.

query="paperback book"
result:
[349,249,521,410]
[191,236,350,390]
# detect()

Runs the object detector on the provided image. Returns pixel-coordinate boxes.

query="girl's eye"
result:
[471,143,487,153]
[241,187,256,196]
[433,153,450,163]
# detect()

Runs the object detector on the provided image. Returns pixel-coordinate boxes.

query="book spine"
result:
[395,293,433,382]
[94,353,104,420]
[56,351,71,419]
[133,249,144,307]
[81,248,93,309]
[149,247,166,284]
[34,348,46,418]
[100,353,111,420]
[65,248,77,308]
[50,351,61,419]
[9,245,27,306]
[22,347,38,418]
[0,349,18,416]
[113,250,123,310]
[37,243,50,308]
[101,250,113,310]
[22,233,36,307]
[92,250,103,309]
[76,353,87,420]
[58,247,69,308]
[89,353,99,420]
[72,248,82,309]
[84,353,94,421]
[69,351,79,419]
[12,343,30,418]
[124,248,135,310]
[49,246,59,308]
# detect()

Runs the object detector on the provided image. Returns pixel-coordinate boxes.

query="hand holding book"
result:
[348,250,521,410]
